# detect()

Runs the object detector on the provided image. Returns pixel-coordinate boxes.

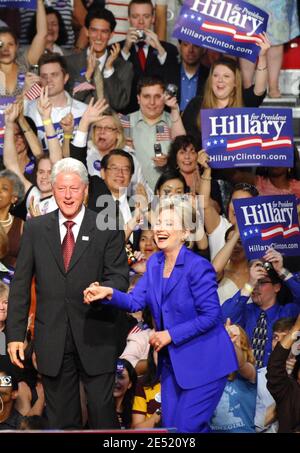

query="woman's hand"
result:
[4,102,21,124]
[149,330,171,352]
[60,112,74,135]
[197,149,210,169]
[83,282,113,304]
[256,32,271,57]
[80,97,109,130]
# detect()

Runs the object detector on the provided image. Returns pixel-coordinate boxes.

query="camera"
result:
[262,261,273,272]
[136,29,146,41]
[165,83,178,98]
[30,64,39,75]
[154,143,162,157]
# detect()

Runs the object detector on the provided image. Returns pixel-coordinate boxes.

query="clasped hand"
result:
[83,282,113,304]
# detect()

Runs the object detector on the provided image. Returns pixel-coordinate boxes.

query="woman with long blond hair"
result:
[182,33,270,148]
[210,323,257,433]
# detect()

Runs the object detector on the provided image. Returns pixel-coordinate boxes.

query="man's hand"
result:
[123,27,139,54]
[105,43,121,71]
[263,248,284,274]
[83,282,113,304]
[152,154,167,167]
[86,44,97,81]
[248,260,268,287]
[145,29,165,56]
[7,341,25,368]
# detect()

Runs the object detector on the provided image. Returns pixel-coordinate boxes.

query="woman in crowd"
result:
[210,323,257,433]
[84,197,237,433]
[197,150,259,260]
[167,135,222,212]
[239,1,299,98]
[0,169,24,268]
[0,0,47,96]
[131,347,161,429]
[27,7,68,56]
[70,102,152,199]
[131,230,159,275]
[182,34,270,148]
[4,92,62,219]
[114,359,137,429]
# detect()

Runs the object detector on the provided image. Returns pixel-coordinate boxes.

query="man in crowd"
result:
[120,0,178,114]
[66,8,133,111]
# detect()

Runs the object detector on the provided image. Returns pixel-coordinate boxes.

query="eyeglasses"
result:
[94,126,117,133]
[106,166,131,175]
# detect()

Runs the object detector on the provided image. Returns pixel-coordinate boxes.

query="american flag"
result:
[25,83,42,101]
[205,136,292,152]
[201,21,262,44]
[73,81,95,95]
[156,124,170,141]
[261,224,300,240]
[242,224,300,241]
[119,114,131,130]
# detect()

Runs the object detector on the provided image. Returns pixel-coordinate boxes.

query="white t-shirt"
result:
[208,215,232,261]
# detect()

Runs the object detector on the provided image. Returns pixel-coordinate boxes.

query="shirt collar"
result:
[59,205,85,228]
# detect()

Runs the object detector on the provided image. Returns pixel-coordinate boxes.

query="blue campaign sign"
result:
[201,107,294,168]
[0,0,36,8]
[172,0,268,62]
[0,96,15,156]
[233,195,300,260]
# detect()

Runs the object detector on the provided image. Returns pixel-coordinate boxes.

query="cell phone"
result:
[154,143,162,157]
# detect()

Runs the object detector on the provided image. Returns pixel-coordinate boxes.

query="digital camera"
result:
[136,29,146,41]
[165,83,178,98]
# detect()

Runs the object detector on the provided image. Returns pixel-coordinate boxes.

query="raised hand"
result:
[123,27,139,54]
[86,44,97,81]
[4,102,21,124]
[60,112,74,135]
[197,149,210,169]
[82,97,109,126]
[256,32,271,57]
[263,247,284,275]
[37,86,52,120]
[105,43,121,70]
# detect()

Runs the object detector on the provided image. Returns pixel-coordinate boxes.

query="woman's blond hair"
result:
[92,110,126,150]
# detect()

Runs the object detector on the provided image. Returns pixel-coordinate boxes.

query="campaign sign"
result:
[172,0,268,62]
[0,97,15,156]
[0,0,36,8]
[233,195,300,259]
[201,107,294,168]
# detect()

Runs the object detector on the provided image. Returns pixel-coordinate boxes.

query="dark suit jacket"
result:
[6,208,129,377]
[65,49,134,111]
[110,246,238,389]
[119,40,179,114]
[165,62,209,112]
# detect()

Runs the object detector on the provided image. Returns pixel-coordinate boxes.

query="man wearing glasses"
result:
[222,247,300,368]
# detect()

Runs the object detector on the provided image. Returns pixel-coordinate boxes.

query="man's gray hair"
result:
[51,158,89,185]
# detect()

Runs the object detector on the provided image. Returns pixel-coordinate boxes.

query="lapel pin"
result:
[82,236,89,241]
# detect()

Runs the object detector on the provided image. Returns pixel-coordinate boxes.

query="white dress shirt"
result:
[58,205,85,243]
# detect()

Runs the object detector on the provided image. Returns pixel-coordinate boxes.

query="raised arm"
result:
[37,87,62,163]
[27,0,47,65]
[4,103,32,194]
[165,95,186,139]
[212,227,240,277]
[253,33,270,96]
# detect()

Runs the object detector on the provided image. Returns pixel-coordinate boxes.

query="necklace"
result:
[0,213,13,228]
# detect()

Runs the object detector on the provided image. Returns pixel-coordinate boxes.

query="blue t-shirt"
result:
[210,376,257,433]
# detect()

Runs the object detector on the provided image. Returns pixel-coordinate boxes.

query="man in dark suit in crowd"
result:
[6,158,129,429]
[66,8,133,111]
[120,0,178,113]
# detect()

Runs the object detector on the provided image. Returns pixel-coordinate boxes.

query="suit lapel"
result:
[44,210,65,275]
[164,246,186,299]
[152,252,164,307]
[67,210,95,273]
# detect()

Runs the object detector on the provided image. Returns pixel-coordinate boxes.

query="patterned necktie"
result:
[62,221,75,271]
[137,42,146,71]
[94,64,104,101]
[252,311,267,369]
